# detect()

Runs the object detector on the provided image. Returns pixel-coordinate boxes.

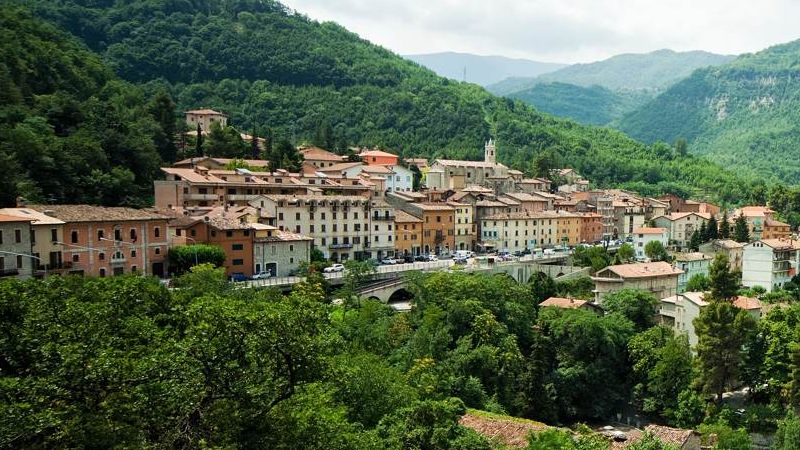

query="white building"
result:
[653,212,711,249]
[632,227,669,259]
[660,292,762,348]
[320,162,414,193]
[252,224,313,277]
[742,239,800,291]
[674,252,712,293]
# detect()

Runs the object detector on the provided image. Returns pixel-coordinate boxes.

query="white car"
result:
[427,255,439,262]
[252,271,272,280]
[323,263,345,273]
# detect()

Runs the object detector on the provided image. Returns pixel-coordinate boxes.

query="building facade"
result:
[674,252,712,293]
[185,108,228,131]
[653,212,711,249]
[633,227,670,259]
[0,208,65,276]
[592,261,683,302]
[742,239,800,291]
[0,214,34,279]
[253,226,312,277]
[394,210,423,257]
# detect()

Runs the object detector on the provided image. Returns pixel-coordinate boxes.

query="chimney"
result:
[16,196,26,207]
[43,209,56,217]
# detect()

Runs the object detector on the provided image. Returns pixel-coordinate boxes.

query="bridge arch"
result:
[388,288,414,304]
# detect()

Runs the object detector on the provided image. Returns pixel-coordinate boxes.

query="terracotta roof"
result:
[320,162,363,172]
[734,296,762,311]
[461,185,495,193]
[757,239,800,250]
[185,108,226,116]
[497,197,521,205]
[405,158,428,164]
[643,425,697,447]
[162,167,227,183]
[540,297,589,309]
[28,205,169,222]
[654,212,711,221]
[518,178,550,184]
[633,227,667,235]
[503,192,546,202]
[360,149,398,158]
[459,413,546,449]
[735,206,774,217]
[434,159,505,168]
[300,147,347,162]
[599,262,683,279]
[360,165,393,174]
[413,203,455,211]
[713,239,744,249]
[395,210,423,223]
[0,208,64,225]
[0,213,31,223]
[681,292,709,307]
[765,218,790,227]
[257,230,313,243]
[674,252,712,262]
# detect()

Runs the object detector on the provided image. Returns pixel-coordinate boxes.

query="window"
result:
[72,254,79,263]
[17,255,23,268]
[310,225,315,233]
[115,229,122,241]
[279,213,284,220]
[290,257,294,263]
[99,268,106,277]
[99,252,105,261]
[155,248,160,255]
[71,230,78,244]
[321,213,326,220]
[130,229,137,241]
[154,227,160,238]
[13,229,21,243]
[30,230,35,244]
[98,229,104,241]
[296,212,301,220]
[51,228,58,242]
[243,230,250,236]
[289,245,294,251]
[232,259,244,266]
[190,229,197,237]
[295,225,301,233]
[131,266,138,273]
[131,250,137,258]
[333,224,337,232]
[354,212,359,219]
[232,244,244,251]
[226,231,233,238]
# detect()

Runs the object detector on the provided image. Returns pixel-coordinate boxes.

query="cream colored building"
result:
[427,140,509,191]
[742,239,800,291]
[449,202,476,251]
[632,227,669,259]
[0,208,65,275]
[699,239,745,271]
[592,261,683,302]
[480,211,584,253]
[653,212,711,249]
[0,214,34,279]
[370,200,396,259]
[660,293,762,348]
[185,108,228,131]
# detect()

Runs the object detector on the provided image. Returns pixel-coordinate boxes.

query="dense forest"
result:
[618,39,800,183]
[5,259,800,448]
[0,0,770,208]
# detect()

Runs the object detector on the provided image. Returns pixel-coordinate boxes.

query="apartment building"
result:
[653,212,711,248]
[479,211,585,253]
[360,149,399,166]
[632,227,670,259]
[579,213,604,244]
[674,252,712,293]
[253,195,372,261]
[394,211,423,257]
[0,208,65,275]
[660,292,762,348]
[449,202,476,251]
[742,239,800,291]
[370,200,396,259]
[763,219,792,240]
[155,165,374,209]
[412,203,456,255]
[592,261,683,302]
[30,205,170,278]
[0,214,34,279]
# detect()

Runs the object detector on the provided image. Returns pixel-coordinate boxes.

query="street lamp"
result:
[183,236,199,267]
[0,250,45,278]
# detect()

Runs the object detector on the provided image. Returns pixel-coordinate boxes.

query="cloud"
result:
[282,0,800,62]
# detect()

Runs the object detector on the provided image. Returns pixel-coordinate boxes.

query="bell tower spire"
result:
[484,138,496,164]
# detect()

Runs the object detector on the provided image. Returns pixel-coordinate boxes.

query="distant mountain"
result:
[404,52,566,86]
[488,49,735,95]
[617,39,800,183]
[507,83,653,126]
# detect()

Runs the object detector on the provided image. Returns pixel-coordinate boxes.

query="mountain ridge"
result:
[404,51,567,87]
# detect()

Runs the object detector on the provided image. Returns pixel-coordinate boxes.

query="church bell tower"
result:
[484,139,496,165]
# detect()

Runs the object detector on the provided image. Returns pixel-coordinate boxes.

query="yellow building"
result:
[394,210,423,257]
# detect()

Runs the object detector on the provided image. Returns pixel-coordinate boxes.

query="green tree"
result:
[167,244,226,275]
[573,245,612,272]
[204,121,246,157]
[616,243,635,263]
[195,122,203,157]
[708,254,738,301]
[706,216,718,241]
[672,389,705,428]
[686,273,710,292]
[719,211,731,239]
[774,412,800,450]
[694,301,757,401]
[602,289,659,332]
[733,214,750,243]
[148,89,177,163]
[689,230,702,251]
[674,138,688,157]
[644,240,670,262]
[250,124,260,159]
[698,423,750,450]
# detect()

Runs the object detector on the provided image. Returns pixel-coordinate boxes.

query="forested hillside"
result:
[488,49,735,95]
[0,6,175,207]
[8,0,768,205]
[506,82,652,126]
[618,40,800,183]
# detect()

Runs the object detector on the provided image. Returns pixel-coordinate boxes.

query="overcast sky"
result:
[281,0,800,63]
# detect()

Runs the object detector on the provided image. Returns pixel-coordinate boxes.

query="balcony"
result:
[186,193,219,201]
[227,194,260,201]
[329,243,354,249]
[372,215,396,221]
[111,255,127,264]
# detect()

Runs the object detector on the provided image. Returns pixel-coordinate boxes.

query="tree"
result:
[706,216,718,241]
[644,240,670,262]
[697,222,708,245]
[410,164,422,191]
[148,90,177,163]
[167,244,226,275]
[602,289,659,332]
[733,214,750,243]
[672,389,705,428]
[774,412,800,450]
[674,138,688,157]
[708,254,738,301]
[195,122,203,157]
[719,211,731,239]
[204,121,246,157]
[689,230,702,251]
[250,124,260,159]
[573,245,612,273]
[694,301,756,401]
[698,423,751,450]
[616,243,635,263]
[685,273,710,292]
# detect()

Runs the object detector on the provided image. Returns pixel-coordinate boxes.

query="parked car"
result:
[427,254,439,262]
[380,258,397,265]
[415,255,428,262]
[229,272,248,282]
[454,256,468,265]
[323,263,345,273]
[252,271,272,280]
[403,255,415,263]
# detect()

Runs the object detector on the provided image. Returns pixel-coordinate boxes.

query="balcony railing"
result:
[329,243,354,249]
[227,194,260,201]
[186,193,218,201]
[372,215,396,221]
